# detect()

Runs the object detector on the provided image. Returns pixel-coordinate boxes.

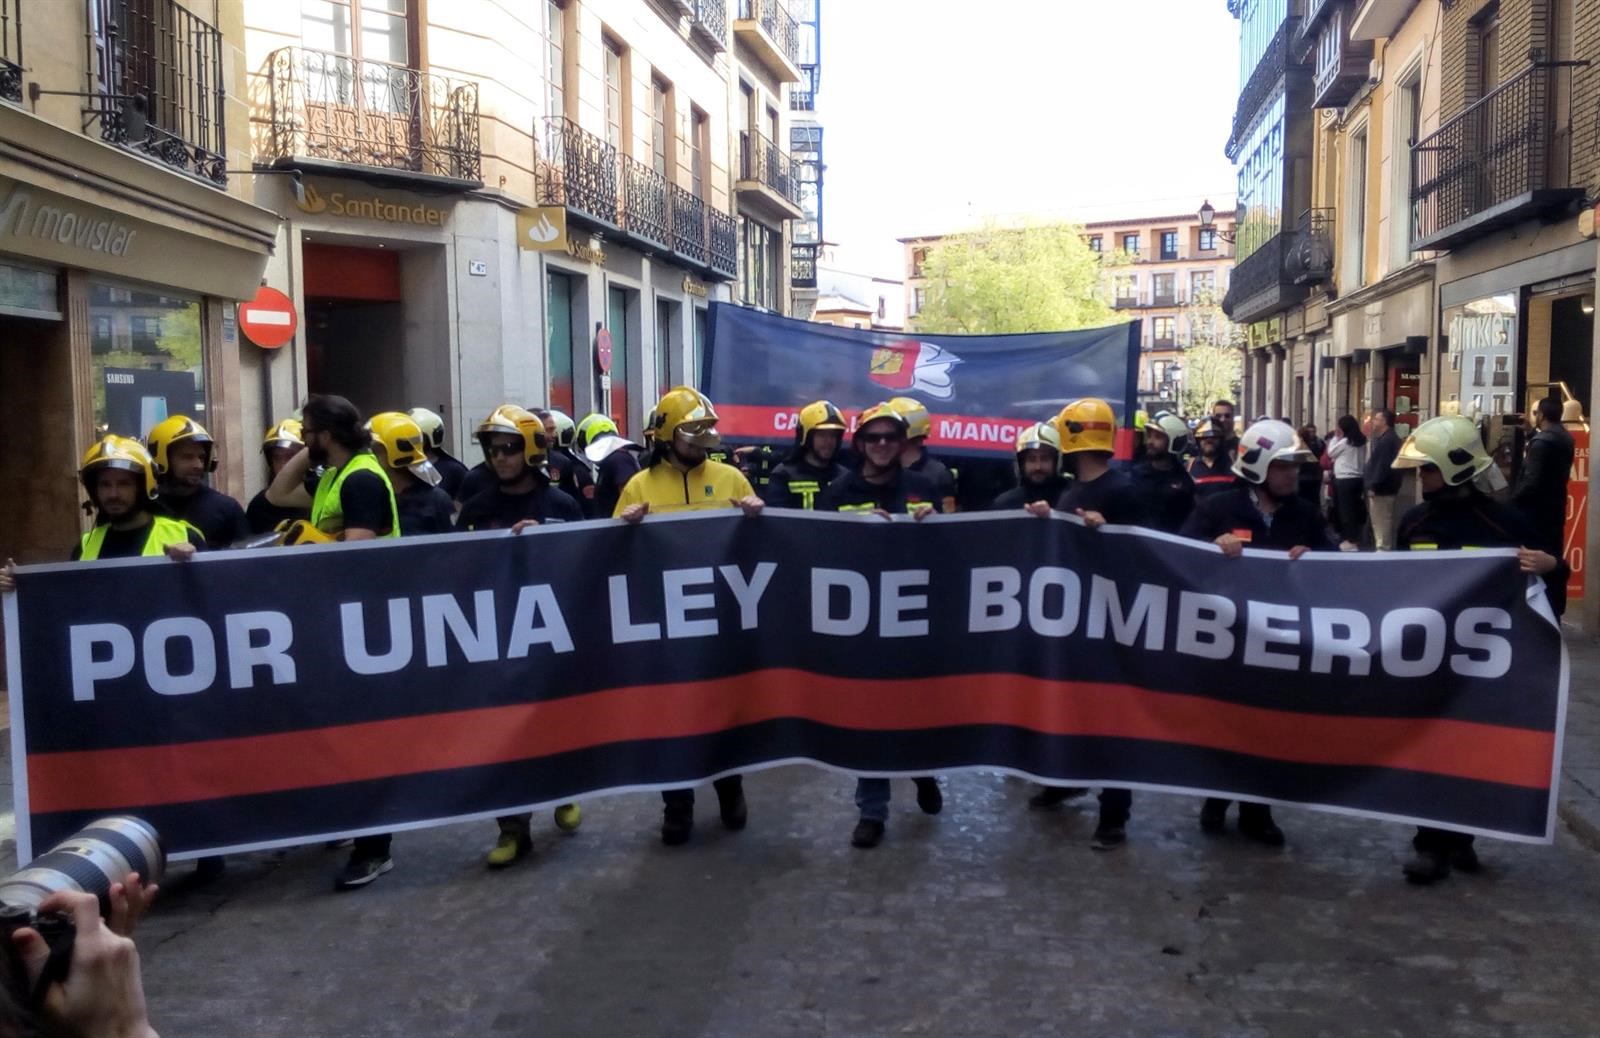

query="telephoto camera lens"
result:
[0,817,164,916]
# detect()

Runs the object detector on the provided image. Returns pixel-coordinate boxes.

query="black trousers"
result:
[1098,788,1131,826]
[1332,477,1366,540]
[353,833,392,859]
[1203,798,1274,825]
[662,774,743,811]
[1413,826,1474,853]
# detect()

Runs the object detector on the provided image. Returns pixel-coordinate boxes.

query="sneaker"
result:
[717,788,748,831]
[485,832,532,868]
[914,778,943,815]
[851,819,885,849]
[1402,850,1450,885]
[553,803,582,832]
[661,806,694,846]
[334,855,393,890]
[1199,800,1228,834]
[1090,824,1127,851]
[1028,786,1088,809]
[1239,818,1286,847]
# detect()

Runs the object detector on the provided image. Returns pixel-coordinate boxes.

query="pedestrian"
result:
[815,402,942,848]
[1179,419,1334,846]
[615,386,765,846]
[575,412,644,520]
[1297,422,1325,505]
[764,400,849,510]
[889,396,958,513]
[1513,397,1575,617]
[1128,411,1196,533]
[1024,398,1147,849]
[1388,415,1559,883]
[455,404,585,868]
[408,407,470,503]
[1188,420,1235,499]
[246,419,311,536]
[1364,408,1403,550]
[1326,414,1368,551]
[988,421,1068,510]
[145,416,249,549]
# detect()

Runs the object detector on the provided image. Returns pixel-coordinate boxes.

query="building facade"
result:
[1,0,279,567]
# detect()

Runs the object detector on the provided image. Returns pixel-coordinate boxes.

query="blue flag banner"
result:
[703,304,1141,456]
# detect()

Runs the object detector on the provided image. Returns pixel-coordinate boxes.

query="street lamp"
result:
[1198,200,1238,245]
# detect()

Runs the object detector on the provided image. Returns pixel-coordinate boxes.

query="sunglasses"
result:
[485,442,522,458]
[858,432,903,445]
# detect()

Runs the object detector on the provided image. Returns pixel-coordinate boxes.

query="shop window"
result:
[692,307,707,386]
[605,285,633,435]
[655,297,678,398]
[546,270,576,415]
[88,278,205,439]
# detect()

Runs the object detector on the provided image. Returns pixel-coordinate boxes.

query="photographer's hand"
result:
[108,874,158,939]
[14,890,158,1038]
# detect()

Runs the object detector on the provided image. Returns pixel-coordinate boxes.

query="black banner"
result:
[2,512,1565,858]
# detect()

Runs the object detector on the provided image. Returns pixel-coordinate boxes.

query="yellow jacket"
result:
[613,459,755,516]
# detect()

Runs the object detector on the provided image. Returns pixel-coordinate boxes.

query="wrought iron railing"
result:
[1286,207,1334,284]
[1410,63,1575,250]
[89,0,226,183]
[0,0,19,104]
[1221,231,1290,318]
[262,47,481,182]
[691,0,726,47]
[709,208,738,279]
[622,154,670,250]
[739,130,803,207]
[670,183,708,265]
[537,116,619,226]
[1227,16,1298,159]
[791,242,817,288]
[738,0,800,67]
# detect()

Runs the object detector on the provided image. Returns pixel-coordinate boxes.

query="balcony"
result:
[1310,5,1374,109]
[260,47,481,186]
[1221,232,1309,324]
[737,130,805,222]
[1,0,19,104]
[537,116,620,229]
[791,242,818,289]
[1286,207,1335,286]
[89,0,227,184]
[1410,63,1586,253]
[689,0,727,52]
[709,208,737,280]
[1153,335,1177,349]
[1228,17,1299,159]
[1152,289,1178,307]
[1113,294,1142,310]
[622,154,670,252]
[734,0,802,83]
[669,183,708,266]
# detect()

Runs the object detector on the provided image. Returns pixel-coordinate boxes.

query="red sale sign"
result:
[1565,428,1588,602]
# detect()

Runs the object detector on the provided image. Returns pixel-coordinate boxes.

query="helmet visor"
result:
[676,420,721,449]
[408,459,443,486]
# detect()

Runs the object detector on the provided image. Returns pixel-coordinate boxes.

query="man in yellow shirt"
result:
[615,386,764,845]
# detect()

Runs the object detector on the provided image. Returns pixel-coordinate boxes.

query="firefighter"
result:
[576,412,645,521]
[145,416,248,549]
[988,422,1068,510]
[1128,411,1196,533]
[1188,420,1235,499]
[408,406,470,502]
[246,419,311,536]
[889,396,958,513]
[764,400,849,510]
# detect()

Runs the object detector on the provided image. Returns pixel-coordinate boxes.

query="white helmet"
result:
[1148,411,1191,457]
[408,407,446,450]
[1232,419,1312,484]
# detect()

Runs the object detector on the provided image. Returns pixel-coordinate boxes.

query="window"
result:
[1153,316,1176,343]
[604,38,625,151]
[655,298,677,398]
[302,0,410,63]
[912,287,926,314]
[1390,65,1422,270]
[650,77,671,176]
[690,107,707,197]
[546,271,576,414]
[1114,274,1138,301]
[912,247,929,276]
[692,307,707,386]
[1087,235,1102,253]
[1190,270,1216,301]
[1122,233,1140,255]
[546,0,564,120]
[741,218,778,310]
[89,279,206,439]
[1153,273,1175,304]
[1198,229,1218,252]
[1235,92,1286,260]
[1159,231,1179,260]
[1476,7,1502,97]
[1343,125,1369,288]
[605,286,632,435]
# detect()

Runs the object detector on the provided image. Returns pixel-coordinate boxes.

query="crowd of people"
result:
[0,387,1576,897]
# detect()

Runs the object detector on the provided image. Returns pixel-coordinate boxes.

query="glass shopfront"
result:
[88,277,206,439]
[1443,293,1517,418]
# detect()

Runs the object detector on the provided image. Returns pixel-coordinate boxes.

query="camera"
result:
[0,818,163,1010]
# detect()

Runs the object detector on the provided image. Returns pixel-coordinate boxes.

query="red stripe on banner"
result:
[714,404,1036,453]
[26,673,1555,813]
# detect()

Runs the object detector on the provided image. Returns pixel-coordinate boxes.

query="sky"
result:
[814,1,1241,278]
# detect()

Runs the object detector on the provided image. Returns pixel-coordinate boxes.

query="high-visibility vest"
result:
[310,452,399,538]
[79,515,196,561]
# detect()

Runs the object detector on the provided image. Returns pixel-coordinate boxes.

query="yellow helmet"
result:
[641,407,658,445]
[81,435,158,499]
[476,404,536,441]
[1391,415,1493,486]
[1014,421,1061,456]
[146,415,215,475]
[854,401,909,445]
[649,386,721,448]
[262,418,304,452]
[368,411,441,486]
[513,411,553,473]
[1193,419,1218,441]
[795,400,848,448]
[1054,399,1116,455]
[887,396,932,440]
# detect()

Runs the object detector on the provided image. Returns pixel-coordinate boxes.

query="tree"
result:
[913,221,1115,334]
[1177,289,1244,417]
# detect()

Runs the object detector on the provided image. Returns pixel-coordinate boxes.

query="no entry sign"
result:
[238,287,298,349]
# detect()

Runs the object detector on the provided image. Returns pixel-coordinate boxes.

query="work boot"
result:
[1402,850,1450,885]
[1090,821,1126,851]
[661,805,694,846]
[717,786,748,831]
[553,803,582,832]
[1199,799,1228,834]
[485,832,532,868]
[851,819,885,849]
[914,777,943,815]
[1028,785,1088,809]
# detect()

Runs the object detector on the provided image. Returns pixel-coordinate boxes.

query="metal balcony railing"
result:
[1152,289,1177,306]
[1286,207,1334,284]
[537,116,619,226]
[262,47,481,183]
[709,208,737,280]
[0,0,19,104]
[1410,62,1585,252]
[622,154,670,250]
[90,0,226,183]
[791,242,817,288]
[669,183,708,265]
[691,0,726,48]
[738,0,800,67]
[739,130,803,207]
